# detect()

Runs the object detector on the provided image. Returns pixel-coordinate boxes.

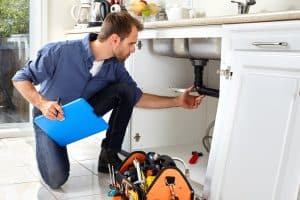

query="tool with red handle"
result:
[189,151,203,164]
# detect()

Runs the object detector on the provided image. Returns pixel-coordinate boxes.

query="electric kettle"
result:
[71,0,92,27]
[89,0,110,27]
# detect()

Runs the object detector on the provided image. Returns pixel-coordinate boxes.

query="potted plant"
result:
[0,0,29,38]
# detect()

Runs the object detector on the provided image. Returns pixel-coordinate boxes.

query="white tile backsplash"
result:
[162,0,300,17]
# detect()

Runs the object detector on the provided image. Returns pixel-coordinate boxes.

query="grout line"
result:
[74,159,99,175]
[40,180,60,200]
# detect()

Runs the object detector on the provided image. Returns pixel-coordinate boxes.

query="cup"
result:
[166,7,189,21]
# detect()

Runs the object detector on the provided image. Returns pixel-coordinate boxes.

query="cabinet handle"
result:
[133,133,141,142]
[252,42,288,47]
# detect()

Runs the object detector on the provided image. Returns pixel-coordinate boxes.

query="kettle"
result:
[71,0,92,27]
[89,0,110,27]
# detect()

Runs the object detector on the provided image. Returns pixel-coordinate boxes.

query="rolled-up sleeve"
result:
[12,44,59,85]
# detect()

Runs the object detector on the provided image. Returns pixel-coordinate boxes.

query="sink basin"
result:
[151,38,221,60]
[151,38,174,57]
[188,38,221,60]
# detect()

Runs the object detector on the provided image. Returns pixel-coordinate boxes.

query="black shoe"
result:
[98,148,122,173]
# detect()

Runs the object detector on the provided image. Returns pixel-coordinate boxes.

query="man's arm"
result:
[136,86,205,109]
[12,80,63,120]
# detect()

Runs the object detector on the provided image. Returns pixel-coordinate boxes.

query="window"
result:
[0,0,30,124]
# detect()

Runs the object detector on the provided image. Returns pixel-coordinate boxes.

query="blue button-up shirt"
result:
[12,33,143,105]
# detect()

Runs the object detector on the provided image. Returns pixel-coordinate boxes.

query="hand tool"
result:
[189,151,203,164]
[133,159,143,185]
[108,164,119,197]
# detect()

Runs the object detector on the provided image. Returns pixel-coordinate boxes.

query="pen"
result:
[55,97,61,117]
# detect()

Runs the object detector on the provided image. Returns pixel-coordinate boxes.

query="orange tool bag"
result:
[109,151,194,200]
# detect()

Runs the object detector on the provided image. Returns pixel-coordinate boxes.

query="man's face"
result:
[113,26,138,62]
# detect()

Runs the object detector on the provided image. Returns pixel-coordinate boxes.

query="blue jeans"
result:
[33,83,136,189]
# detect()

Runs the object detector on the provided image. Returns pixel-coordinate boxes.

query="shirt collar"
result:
[82,33,98,65]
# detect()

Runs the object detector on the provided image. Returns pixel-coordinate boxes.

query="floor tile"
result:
[67,194,111,200]
[77,159,99,175]
[68,138,101,161]
[85,133,105,147]
[0,181,56,200]
[1,136,115,199]
[0,165,39,185]
[49,174,110,200]
[1,137,36,166]
[69,162,93,177]
[27,161,94,181]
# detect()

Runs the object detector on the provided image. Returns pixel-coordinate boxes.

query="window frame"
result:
[0,0,48,137]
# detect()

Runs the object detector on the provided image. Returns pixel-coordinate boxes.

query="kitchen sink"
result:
[151,37,221,97]
[151,38,221,60]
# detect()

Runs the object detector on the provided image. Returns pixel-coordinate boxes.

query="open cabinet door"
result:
[211,51,300,200]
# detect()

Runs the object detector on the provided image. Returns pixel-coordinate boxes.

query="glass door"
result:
[0,0,30,124]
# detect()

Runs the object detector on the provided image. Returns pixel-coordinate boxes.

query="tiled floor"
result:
[0,135,113,200]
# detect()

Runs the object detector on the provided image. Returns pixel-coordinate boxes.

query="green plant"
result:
[0,0,29,37]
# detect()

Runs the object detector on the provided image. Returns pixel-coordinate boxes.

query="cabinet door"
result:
[278,82,300,200]
[218,52,300,200]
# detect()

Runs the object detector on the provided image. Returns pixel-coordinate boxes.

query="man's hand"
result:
[12,80,64,121]
[39,99,64,120]
[136,86,205,109]
[177,86,205,109]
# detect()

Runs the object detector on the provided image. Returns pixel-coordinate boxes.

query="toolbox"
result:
[109,151,194,200]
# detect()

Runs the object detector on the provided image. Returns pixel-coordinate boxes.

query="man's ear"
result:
[109,33,120,45]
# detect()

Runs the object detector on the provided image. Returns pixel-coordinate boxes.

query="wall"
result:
[193,0,300,17]
[46,0,300,42]
[47,0,74,42]
[163,0,300,17]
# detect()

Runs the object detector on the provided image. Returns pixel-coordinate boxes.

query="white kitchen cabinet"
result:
[130,21,300,200]
[211,21,300,200]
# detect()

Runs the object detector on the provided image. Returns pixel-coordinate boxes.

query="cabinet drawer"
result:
[231,30,300,52]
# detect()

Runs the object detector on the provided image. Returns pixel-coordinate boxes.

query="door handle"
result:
[252,42,288,47]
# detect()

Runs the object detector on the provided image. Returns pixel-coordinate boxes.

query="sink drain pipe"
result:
[191,59,219,98]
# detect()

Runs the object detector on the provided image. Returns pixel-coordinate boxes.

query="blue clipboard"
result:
[34,98,109,146]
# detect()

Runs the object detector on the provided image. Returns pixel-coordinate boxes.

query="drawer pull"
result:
[252,42,288,47]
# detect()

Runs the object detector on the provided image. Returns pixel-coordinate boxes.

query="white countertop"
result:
[144,10,300,29]
[66,26,102,34]
[66,10,300,34]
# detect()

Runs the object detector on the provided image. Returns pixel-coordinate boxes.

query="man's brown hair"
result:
[98,11,144,42]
